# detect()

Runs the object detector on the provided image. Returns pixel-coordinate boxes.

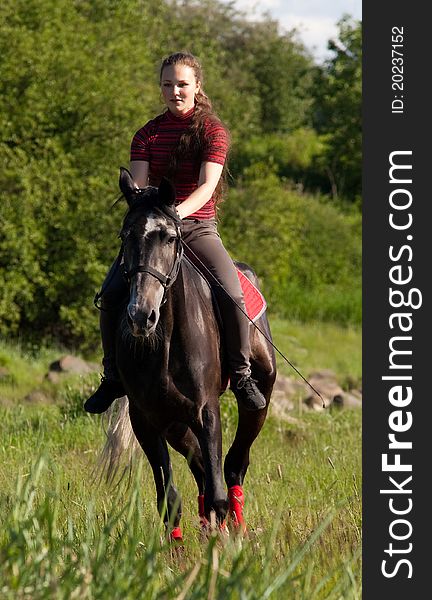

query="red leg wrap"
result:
[198,494,209,528]
[170,526,183,542]
[228,485,246,530]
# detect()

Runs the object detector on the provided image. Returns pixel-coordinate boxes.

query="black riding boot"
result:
[84,310,125,414]
[231,374,267,411]
[216,290,266,411]
[180,219,266,411]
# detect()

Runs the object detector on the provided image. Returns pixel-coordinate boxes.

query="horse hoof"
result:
[199,519,229,541]
[219,520,229,536]
[200,516,210,529]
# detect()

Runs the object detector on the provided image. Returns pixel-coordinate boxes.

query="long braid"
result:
[160,52,229,207]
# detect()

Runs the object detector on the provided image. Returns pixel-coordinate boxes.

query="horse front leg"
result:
[193,404,228,526]
[166,423,208,528]
[129,404,183,542]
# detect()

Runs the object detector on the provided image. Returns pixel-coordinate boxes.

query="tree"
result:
[0,0,360,347]
[313,16,362,202]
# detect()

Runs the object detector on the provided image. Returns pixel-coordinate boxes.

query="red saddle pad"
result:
[236,268,267,322]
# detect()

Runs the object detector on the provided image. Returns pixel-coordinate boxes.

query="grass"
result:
[270,317,361,387]
[0,339,103,411]
[0,398,361,598]
[0,319,361,598]
[0,317,361,405]
[0,341,55,403]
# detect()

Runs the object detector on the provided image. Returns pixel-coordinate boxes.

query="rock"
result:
[333,391,362,409]
[273,374,307,397]
[344,375,362,392]
[48,355,97,376]
[270,374,309,420]
[349,389,363,401]
[45,354,99,384]
[269,390,295,420]
[24,390,50,404]
[46,371,62,384]
[268,370,362,417]
[304,370,345,410]
[308,369,338,381]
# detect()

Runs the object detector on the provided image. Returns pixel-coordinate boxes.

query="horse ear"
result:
[119,167,139,203]
[158,177,176,207]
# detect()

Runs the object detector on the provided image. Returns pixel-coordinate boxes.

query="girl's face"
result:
[160,64,200,115]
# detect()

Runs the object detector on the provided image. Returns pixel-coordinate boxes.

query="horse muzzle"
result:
[127,304,159,337]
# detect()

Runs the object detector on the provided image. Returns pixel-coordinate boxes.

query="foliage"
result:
[220,173,361,324]
[225,17,315,135]
[229,128,325,185]
[0,0,161,347]
[312,17,362,201]
[0,0,362,348]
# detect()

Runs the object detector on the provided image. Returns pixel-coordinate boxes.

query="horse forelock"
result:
[121,191,177,238]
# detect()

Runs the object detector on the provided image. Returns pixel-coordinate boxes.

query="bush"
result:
[219,173,361,324]
[230,128,324,184]
[0,0,361,348]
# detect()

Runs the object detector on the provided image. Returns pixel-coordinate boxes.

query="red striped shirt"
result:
[130,107,229,219]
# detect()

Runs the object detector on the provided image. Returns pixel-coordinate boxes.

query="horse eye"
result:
[166,235,177,245]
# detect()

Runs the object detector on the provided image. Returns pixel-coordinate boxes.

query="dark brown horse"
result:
[101,168,276,540]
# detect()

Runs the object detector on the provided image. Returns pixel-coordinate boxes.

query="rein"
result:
[180,239,327,408]
[93,243,124,312]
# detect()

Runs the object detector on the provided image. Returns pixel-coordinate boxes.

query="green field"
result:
[0,320,361,599]
[1,3,362,595]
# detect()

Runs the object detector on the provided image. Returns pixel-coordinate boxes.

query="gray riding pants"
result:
[99,218,251,381]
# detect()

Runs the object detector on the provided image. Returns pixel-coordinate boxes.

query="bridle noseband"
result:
[123,220,183,306]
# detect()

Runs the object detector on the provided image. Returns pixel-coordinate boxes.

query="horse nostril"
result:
[127,305,158,335]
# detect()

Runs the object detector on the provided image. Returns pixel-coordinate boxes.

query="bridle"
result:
[122,219,183,306]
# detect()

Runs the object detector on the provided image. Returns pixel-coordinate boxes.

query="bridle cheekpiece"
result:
[122,208,183,306]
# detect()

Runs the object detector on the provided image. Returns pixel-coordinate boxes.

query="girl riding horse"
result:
[85,52,267,414]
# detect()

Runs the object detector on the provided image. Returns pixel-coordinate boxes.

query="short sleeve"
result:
[202,120,229,166]
[130,122,152,162]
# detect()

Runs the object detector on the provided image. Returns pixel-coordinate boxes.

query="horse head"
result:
[119,167,182,338]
